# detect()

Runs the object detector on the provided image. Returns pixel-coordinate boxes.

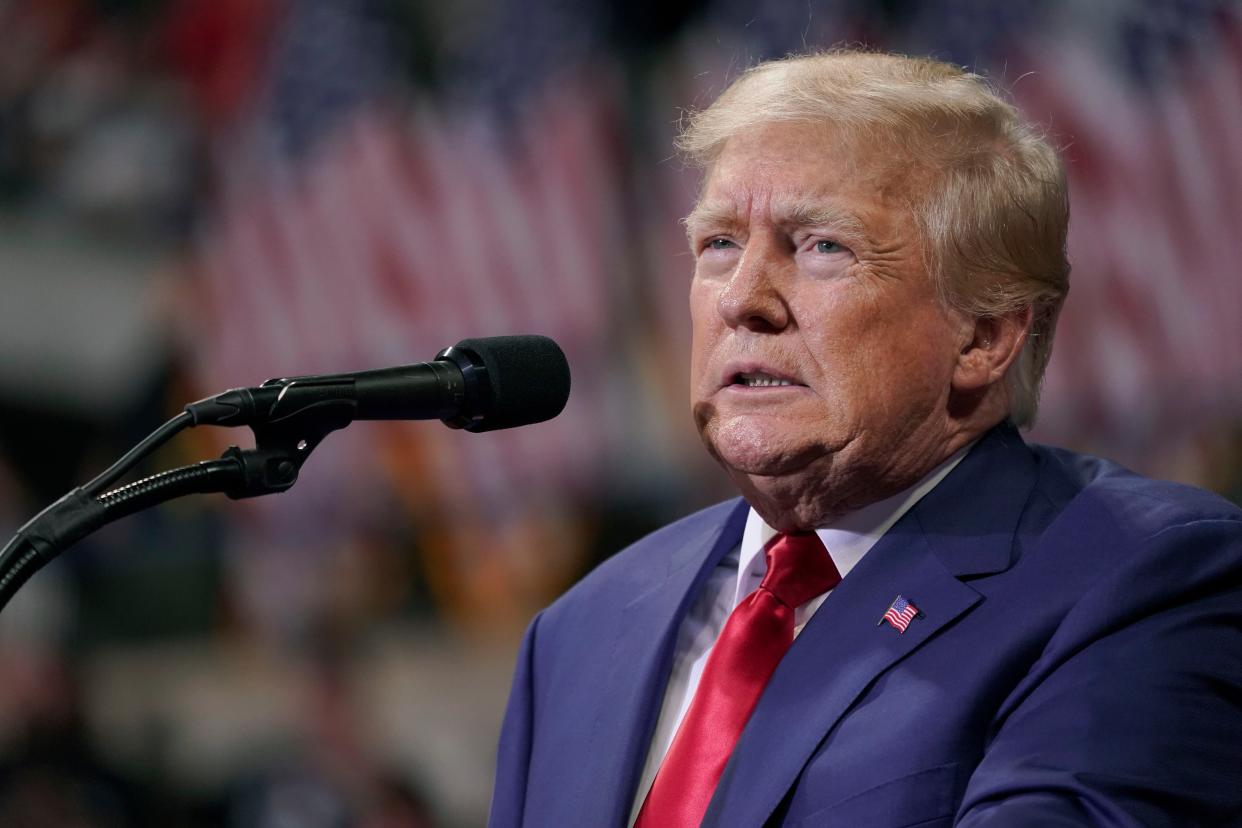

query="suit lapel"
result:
[571,499,750,826]
[703,425,1039,826]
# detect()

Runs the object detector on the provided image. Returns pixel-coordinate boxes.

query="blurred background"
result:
[0,0,1239,824]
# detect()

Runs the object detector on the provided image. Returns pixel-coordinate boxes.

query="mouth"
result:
[732,371,800,388]
[720,362,808,391]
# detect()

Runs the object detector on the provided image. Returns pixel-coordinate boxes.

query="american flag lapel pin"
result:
[877,594,924,634]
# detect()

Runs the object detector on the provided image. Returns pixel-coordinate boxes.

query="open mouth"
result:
[733,371,799,388]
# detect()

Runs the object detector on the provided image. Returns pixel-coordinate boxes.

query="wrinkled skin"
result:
[687,122,1027,531]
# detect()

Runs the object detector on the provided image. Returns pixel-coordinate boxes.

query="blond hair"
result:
[678,50,1070,428]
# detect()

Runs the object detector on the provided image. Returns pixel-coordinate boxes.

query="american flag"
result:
[183,0,619,511]
[171,0,624,627]
[879,595,922,634]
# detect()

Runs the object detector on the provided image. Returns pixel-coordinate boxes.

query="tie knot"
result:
[760,532,841,609]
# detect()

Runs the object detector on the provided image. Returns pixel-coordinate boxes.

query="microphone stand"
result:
[0,398,357,614]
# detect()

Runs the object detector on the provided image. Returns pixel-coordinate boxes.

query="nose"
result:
[717,240,790,332]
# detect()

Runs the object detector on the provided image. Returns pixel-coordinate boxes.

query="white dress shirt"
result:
[627,448,969,826]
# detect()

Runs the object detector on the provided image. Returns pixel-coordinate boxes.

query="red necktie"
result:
[635,532,841,828]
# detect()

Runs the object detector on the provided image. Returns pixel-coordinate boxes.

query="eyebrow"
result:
[683,197,868,241]
[682,202,742,241]
[782,199,867,237]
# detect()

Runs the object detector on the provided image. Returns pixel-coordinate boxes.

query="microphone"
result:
[184,335,570,433]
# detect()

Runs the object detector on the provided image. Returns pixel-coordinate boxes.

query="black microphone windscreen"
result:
[452,335,571,432]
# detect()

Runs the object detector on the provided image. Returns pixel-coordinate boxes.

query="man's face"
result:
[687,121,970,524]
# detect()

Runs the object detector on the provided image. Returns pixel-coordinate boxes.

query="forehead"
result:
[695,121,923,225]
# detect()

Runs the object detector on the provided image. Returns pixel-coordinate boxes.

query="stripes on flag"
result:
[176,0,623,627]
[1011,5,1242,444]
[879,595,922,634]
[183,0,620,513]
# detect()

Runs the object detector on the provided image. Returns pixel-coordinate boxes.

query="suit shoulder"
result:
[1032,443,1242,542]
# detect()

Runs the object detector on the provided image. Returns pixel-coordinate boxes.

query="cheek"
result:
[794,293,880,375]
[853,310,960,397]
[797,293,953,396]
[689,274,718,324]
[689,279,722,386]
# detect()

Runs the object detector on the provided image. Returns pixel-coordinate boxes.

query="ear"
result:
[951,307,1033,394]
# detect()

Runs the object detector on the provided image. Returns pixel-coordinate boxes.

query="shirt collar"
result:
[733,444,973,608]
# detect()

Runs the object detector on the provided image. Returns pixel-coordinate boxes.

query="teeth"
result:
[738,372,794,387]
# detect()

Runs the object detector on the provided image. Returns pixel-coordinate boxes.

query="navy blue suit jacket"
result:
[490,426,1242,826]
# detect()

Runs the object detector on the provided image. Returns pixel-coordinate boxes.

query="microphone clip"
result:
[220,397,354,500]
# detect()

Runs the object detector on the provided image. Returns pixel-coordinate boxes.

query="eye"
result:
[814,239,843,254]
[707,237,736,251]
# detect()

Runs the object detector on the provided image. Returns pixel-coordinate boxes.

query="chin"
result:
[703,425,820,478]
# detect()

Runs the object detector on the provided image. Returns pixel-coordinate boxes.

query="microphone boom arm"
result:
[0,393,356,614]
[0,333,570,615]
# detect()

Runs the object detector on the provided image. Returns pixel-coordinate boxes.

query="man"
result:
[489,50,1242,827]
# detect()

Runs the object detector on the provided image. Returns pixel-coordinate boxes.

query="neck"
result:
[733,418,996,532]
